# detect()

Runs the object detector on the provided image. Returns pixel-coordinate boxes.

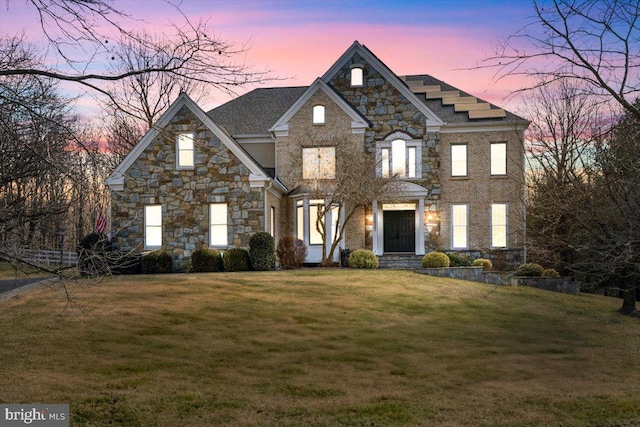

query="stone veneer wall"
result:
[328,52,441,251]
[111,105,265,268]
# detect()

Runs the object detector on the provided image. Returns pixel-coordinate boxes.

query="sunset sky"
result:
[0,0,536,115]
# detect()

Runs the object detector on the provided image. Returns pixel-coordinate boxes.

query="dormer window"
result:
[350,67,364,87]
[176,133,194,169]
[312,105,325,125]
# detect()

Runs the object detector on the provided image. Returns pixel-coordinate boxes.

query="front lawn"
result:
[0,270,638,426]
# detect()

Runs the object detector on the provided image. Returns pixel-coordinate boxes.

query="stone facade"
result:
[110,105,264,269]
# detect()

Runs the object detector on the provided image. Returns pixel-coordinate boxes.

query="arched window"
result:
[377,132,421,178]
[350,67,363,87]
[312,105,325,124]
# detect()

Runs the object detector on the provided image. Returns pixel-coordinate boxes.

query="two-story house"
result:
[106,41,529,269]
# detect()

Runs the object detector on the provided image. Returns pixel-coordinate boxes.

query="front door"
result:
[383,210,415,253]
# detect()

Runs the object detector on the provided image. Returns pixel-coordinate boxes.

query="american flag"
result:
[95,210,107,234]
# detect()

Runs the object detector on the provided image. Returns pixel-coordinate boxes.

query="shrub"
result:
[348,249,379,269]
[447,252,472,267]
[516,262,545,277]
[249,232,276,271]
[276,236,307,270]
[543,268,560,278]
[77,232,114,275]
[223,248,250,272]
[108,251,142,275]
[192,248,223,272]
[472,258,492,270]
[142,250,173,274]
[422,252,450,268]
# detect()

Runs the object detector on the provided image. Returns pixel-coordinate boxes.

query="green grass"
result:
[1,269,639,426]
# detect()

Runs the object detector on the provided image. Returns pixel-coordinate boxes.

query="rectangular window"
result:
[451,204,468,249]
[309,199,324,245]
[270,206,276,237]
[491,142,507,175]
[451,144,467,177]
[491,203,508,248]
[296,200,304,241]
[209,203,228,247]
[312,105,325,124]
[144,205,162,248]
[407,147,416,178]
[302,147,335,179]
[381,148,390,178]
[176,133,194,168]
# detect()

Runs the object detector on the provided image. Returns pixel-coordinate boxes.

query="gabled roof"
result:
[207,86,307,136]
[105,92,276,190]
[269,78,371,136]
[321,41,445,129]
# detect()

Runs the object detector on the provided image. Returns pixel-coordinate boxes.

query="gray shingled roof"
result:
[207,86,307,136]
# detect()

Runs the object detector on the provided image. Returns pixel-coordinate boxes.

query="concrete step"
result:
[378,254,423,269]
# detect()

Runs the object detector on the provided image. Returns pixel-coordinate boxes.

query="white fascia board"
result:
[269,78,369,135]
[105,92,269,188]
[320,41,444,128]
[439,119,530,134]
[249,174,288,194]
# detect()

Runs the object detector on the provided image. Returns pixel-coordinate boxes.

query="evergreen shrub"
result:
[142,250,173,274]
[348,249,379,269]
[249,232,276,271]
[223,248,251,272]
[192,248,223,272]
[422,252,450,268]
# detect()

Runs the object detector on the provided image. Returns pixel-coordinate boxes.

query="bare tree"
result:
[484,0,640,121]
[1,1,269,104]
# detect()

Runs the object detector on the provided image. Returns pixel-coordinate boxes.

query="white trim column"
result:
[416,198,425,255]
[372,201,383,255]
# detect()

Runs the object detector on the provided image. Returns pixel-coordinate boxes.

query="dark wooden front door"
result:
[383,210,415,253]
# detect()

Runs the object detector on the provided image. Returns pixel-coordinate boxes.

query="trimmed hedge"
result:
[447,252,472,267]
[223,248,251,272]
[472,258,492,270]
[192,248,223,272]
[249,232,276,271]
[422,252,450,268]
[276,236,307,270]
[516,262,545,277]
[142,250,173,274]
[348,249,379,269]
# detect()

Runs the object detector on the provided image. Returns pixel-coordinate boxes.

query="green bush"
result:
[249,232,276,271]
[141,250,173,274]
[192,248,223,272]
[223,248,251,272]
[348,249,379,269]
[447,252,472,267]
[516,262,545,277]
[276,236,307,270]
[543,268,560,278]
[472,258,492,270]
[422,252,450,268]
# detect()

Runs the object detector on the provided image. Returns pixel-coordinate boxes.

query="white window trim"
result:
[176,132,195,170]
[312,105,325,125]
[451,143,468,177]
[375,135,422,179]
[491,203,509,249]
[209,203,228,248]
[451,203,469,250]
[144,205,162,249]
[490,142,507,176]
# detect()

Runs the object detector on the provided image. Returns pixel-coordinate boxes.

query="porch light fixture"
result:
[425,212,439,234]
